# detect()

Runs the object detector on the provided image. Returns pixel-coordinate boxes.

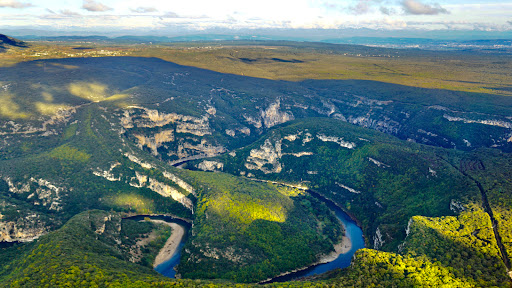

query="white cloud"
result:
[130,7,158,13]
[0,0,32,9]
[82,0,112,12]
[60,9,82,17]
[402,0,448,15]
[160,11,180,18]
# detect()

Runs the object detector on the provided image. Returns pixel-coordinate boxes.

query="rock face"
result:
[134,130,174,156]
[120,107,225,162]
[122,107,212,136]
[0,176,65,242]
[0,212,49,242]
[147,179,193,210]
[4,177,65,211]
[368,157,390,168]
[443,115,512,129]
[317,134,356,149]
[93,156,196,211]
[163,171,196,196]
[336,182,362,194]
[245,139,283,174]
[373,227,385,249]
[197,161,224,172]
[260,100,294,128]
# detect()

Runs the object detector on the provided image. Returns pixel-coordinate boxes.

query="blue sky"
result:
[0,0,511,34]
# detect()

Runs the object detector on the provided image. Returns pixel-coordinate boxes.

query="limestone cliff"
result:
[0,212,49,242]
[245,139,283,174]
[260,100,294,128]
[197,161,224,172]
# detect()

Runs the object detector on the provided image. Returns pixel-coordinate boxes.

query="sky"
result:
[0,0,511,36]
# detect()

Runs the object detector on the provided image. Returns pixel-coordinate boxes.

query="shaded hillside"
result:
[0,34,28,51]
[1,56,512,156]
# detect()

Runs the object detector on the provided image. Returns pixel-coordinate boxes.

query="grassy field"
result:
[1,41,511,96]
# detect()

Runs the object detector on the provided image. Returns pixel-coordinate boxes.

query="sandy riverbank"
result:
[317,235,352,264]
[150,220,186,268]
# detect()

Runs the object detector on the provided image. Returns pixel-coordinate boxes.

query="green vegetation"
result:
[1,41,512,287]
[328,249,475,287]
[0,210,244,288]
[213,118,480,250]
[2,208,503,288]
[402,206,508,287]
[48,144,91,162]
[119,219,173,267]
[173,171,342,282]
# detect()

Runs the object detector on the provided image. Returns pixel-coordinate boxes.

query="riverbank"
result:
[151,220,186,268]
[259,233,353,284]
[318,235,352,263]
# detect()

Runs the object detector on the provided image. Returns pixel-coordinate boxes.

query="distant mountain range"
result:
[13,33,512,52]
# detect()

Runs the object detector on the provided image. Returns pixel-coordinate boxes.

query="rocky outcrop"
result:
[0,213,49,242]
[347,115,400,134]
[0,105,76,136]
[129,171,148,188]
[260,100,294,128]
[225,127,251,137]
[4,177,65,211]
[368,157,390,168]
[181,139,226,157]
[176,117,211,136]
[124,153,154,169]
[450,199,465,213]
[336,182,361,194]
[93,162,121,182]
[243,114,262,129]
[373,227,385,249]
[284,134,299,142]
[245,139,283,174]
[443,115,512,129]
[428,167,437,177]
[134,130,174,156]
[162,171,196,196]
[287,152,313,157]
[317,134,356,149]
[197,161,224,172]
[102,154,195,210]
[147,179,193,211]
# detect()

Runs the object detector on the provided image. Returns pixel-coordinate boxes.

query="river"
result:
[124,192,364,282]
[122,215,191,278]
[262,192,365,283]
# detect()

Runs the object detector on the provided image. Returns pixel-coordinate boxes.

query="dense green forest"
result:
[174,171,342,282]
[0,210,502,287]
[207,118,481,250]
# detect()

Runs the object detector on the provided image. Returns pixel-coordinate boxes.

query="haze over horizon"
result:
[0,0,511,39]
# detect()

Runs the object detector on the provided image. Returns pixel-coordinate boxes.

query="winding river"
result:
[124,192,364,282]
[262,192,365,283]
[122,215,191,278]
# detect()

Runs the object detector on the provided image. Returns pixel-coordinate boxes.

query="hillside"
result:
[0,50,511,286]
[192,118,512,286]
[0,34,27,52]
